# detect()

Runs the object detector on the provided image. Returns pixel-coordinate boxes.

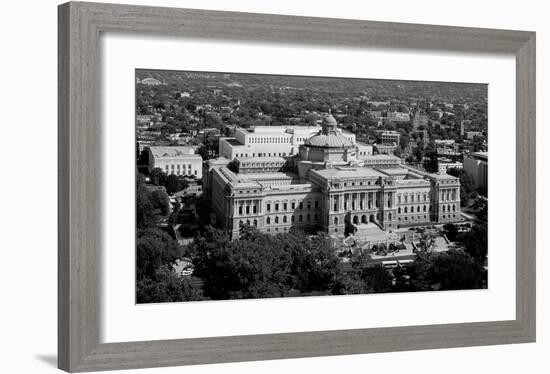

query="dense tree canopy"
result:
[191,225,343,300]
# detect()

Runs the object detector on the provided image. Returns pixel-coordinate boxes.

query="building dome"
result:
[304,114,353,148]
[305,133,354,148]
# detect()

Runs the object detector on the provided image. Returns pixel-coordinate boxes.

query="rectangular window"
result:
[238,206,242,215]
[315,201,319,209]
[283,203,287,210]
[291,202,295,209]
[266,204,271,212]
[275,203,279,211]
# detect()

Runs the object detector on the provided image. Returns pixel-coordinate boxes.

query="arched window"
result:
[253,219,257,227]
[275,216,279,224]
[266,217,271,224]
[334,217,338,225]
[299,214,303,222]
[283,216,287,223]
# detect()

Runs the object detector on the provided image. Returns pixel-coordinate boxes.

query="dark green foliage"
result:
[447,168,476,207]
[165,174,188,194]
[137,267,205,303]
[361,264,393,292]
[136,228,183,281]
[443,223,459,242]
[400,250,486,292]
[191,226,342,300]
[150,167,168,186]
[136,173,171,228]
[136,190,154,229]
[427,250,486,290]
[460,223,488,263]
[151,189,170,215]
[423,148,439,173]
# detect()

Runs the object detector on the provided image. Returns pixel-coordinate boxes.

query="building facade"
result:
[204,114,461,239]
[144,146,203,178]
[463,151,488,190]
[380,130,400,146]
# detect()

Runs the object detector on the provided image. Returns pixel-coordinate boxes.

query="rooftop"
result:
[310,166,385,180]
[471,151,488,161]
[148,146,199,159]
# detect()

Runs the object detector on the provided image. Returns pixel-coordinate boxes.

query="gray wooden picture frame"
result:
[58,1,536,372]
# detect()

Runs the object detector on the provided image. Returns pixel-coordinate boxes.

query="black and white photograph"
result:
[135,70,488,303]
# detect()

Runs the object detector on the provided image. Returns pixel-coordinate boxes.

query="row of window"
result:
[249,137,292,144]
[441,204,456,212]
[337,201,378,212]
[164,164,198,176]
[397,193,429,204]
[266,200,319,212]
[398,205,428,214]
[235,152,289,158]
[237,205,258,216]
[266,213,318,224]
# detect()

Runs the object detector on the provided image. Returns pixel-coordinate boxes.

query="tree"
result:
[361,264,393,293]
[151,189,170,215]
[399,134,410,150]
[137,266,205,303]
[191,226,342,300]
[165,174,188,194]
[423,148,439,173]
[447,168,475,207]
[150,168,168,186]
[136,190,154,228]
[461,223,488,263]
[443,223,459,242]
[136,228,183,281]
[427,250,486,290]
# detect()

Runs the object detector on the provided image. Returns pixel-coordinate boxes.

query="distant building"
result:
[218,125,350,159]
[387,111,410,123]
[466,131,483,140]
[380,131,400,146]
[144,146,203,178]
[434,139,455,146]
[356,143,374,158]
[374,144,397,155]
[139,77,164,86]
[463,152,488,190]
[438,161,463,174]
[413,111,429,129]
[367,100,390,107]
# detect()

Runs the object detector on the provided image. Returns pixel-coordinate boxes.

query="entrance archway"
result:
[361,215,367,224]
[369,214,375,223]
[353,215,359,225]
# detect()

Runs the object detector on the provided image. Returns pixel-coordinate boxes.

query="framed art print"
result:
[58,2,536,372]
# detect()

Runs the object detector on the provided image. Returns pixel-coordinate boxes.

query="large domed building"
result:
[204,113,462,240]
[297,113,360,177]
